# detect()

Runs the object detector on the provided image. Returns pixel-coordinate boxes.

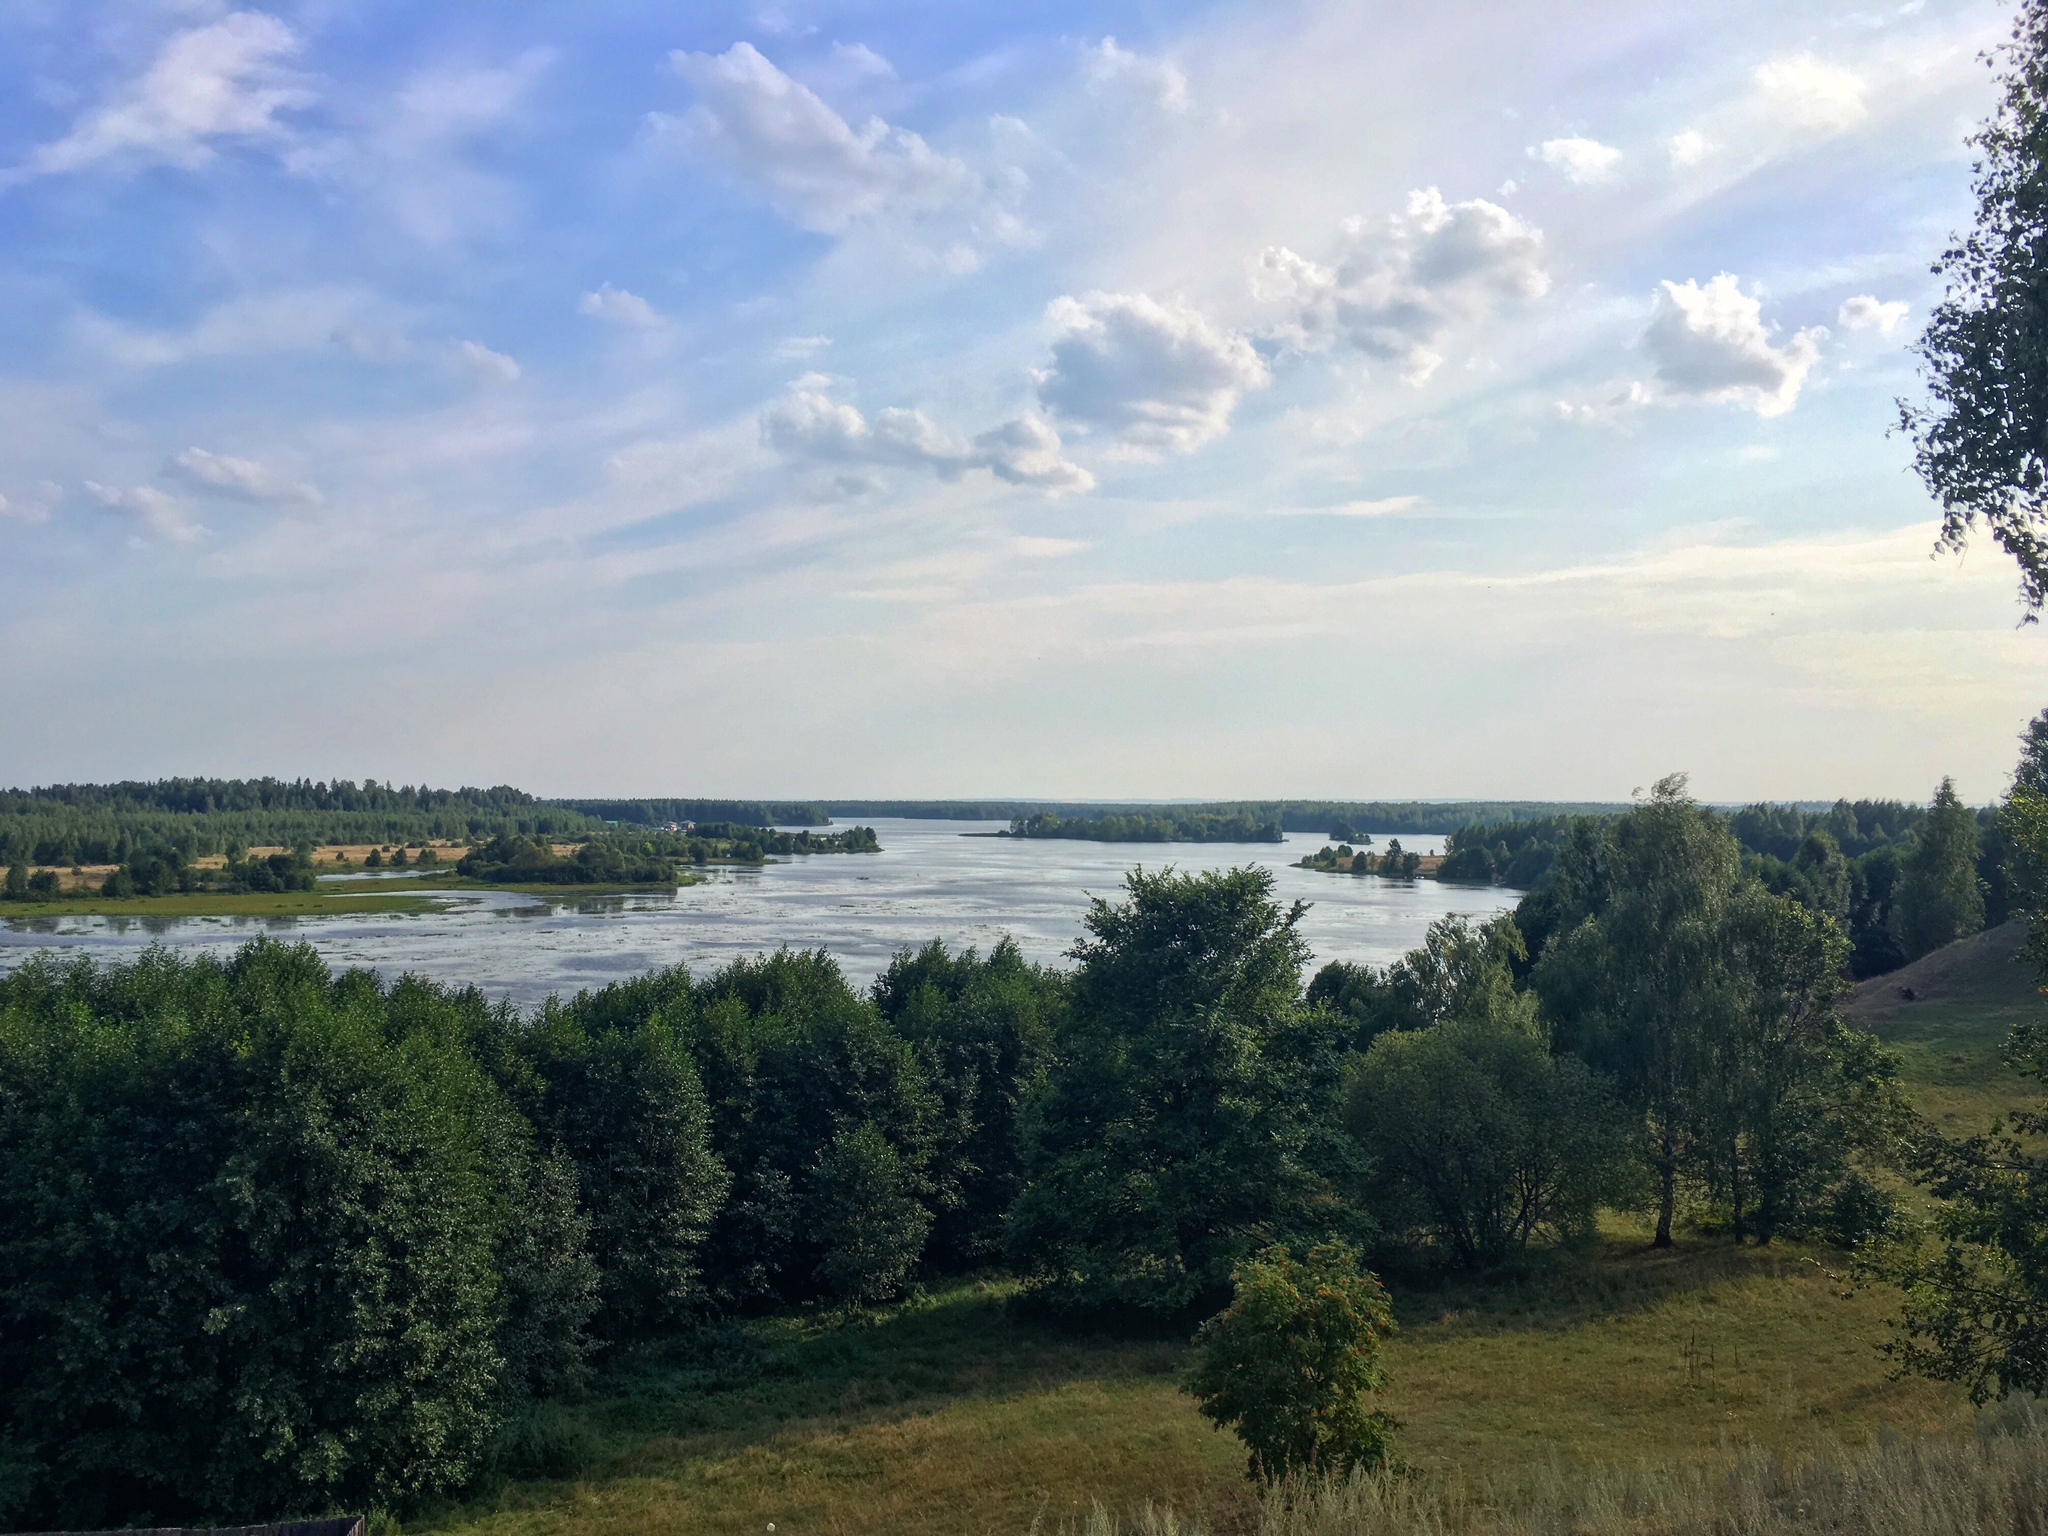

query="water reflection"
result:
[1,819,1517,1007]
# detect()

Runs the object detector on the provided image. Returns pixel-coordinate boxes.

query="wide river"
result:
[0,819,1518,1007]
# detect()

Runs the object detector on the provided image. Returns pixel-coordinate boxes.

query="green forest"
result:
[5,706,2048,1529]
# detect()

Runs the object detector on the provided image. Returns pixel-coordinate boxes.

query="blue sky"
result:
[1,0,2041,801]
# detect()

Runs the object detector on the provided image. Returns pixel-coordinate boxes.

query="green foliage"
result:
[456,832,677,885]
[1898,0,2048,615]
[0,778,602,866]
[871,938,1064,1268]
[1891,779,1987,962]
[1885,1018,2048,1401]
[1310,915,1535,1053]
[0,943,513,1525]
[811,1121,933,1306]
[1184,1242,1397,1482]
[1347,1013,1638,1268]
[1010,811,1283,843]
[1007,867,1365,1315]
[2,862,25,901]
[520,1002,727,1344]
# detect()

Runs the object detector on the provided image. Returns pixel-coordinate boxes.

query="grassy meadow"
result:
[409,930,2045,1536]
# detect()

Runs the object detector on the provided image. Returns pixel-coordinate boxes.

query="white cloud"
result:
[85,482,206,542]
[164,447,321,506]
[1535,136,1621,183]
[1643,274,1824,417]
[973,416,1095,490]
[1666,129,1713,167]
[775,334,832,359]
[21,12,311,176]
[1258,188,1548,386]
[1267,495,1425,517]
[1753,53,1867,132]
[578,284,663,327]
[1838,294,1909,334]
[660,42,975,233]
[1555,380,1653,426]
[456,339,521,382]
[763,378,1091,490]
[830,42,895,80]
[1036,292,1269,454]
[1084,37,1191,112]
[1012,536,1090,558]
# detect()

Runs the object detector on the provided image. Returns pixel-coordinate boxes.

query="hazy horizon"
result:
[3,0,2042,801]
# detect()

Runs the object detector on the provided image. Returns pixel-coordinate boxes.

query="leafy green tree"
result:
[1702,891,1906,1245]
[1308,914,1528,1050]
[811,1121,932,1306]
[2020,707,2048,797]
[0,943,507,1527]
[1792,830,1853,927]
[1006,867,1365,1315]
[685,949,941,1306]
[1899,0,2048,615]
[1533,776,1741,1247]
[1184,1243,1397,1481]
[3,863,25,901]
[521,1002,728,1344]
[870,938,1062,1269]
[1891,778,1986,962]
[1346,1012,1637,1268]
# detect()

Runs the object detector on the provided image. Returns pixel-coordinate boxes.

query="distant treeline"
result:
[824,799,1630,831]
[1009,810,1283,843]
[1427,794,2023,980]
[553,799,832,828]
[0,779,603,866]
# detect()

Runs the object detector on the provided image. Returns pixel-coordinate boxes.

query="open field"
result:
[419,1240,1973,1536]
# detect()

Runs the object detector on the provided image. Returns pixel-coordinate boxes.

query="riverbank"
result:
[0,870,710,920]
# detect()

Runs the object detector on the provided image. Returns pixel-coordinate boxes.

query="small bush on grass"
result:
[1185,1242,1397,1482]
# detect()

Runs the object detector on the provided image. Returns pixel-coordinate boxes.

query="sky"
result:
[1,0,2042,803]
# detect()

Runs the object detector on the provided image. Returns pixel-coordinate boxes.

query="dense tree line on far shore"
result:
[1008,810,1284,843]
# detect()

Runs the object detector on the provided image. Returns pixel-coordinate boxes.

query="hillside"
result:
[1844,920,2045,1134]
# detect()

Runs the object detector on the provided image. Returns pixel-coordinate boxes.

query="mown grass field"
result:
[413,928,2045,1536]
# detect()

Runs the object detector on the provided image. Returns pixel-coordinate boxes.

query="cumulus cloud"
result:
[1754,53,1867,132]
[1554,380,1653,426]
[578,283,663,326]
[1666,129,1713,167]
[764,377,1091,490]
[1035,292,1269,454]
[163,447,321,505]
[20,12,311,176]
[85,481,206,542]
[456,339,521,382]
[1535,136,1621,183]
[659,42,974,233]
[1257,188,1548,385]
[1838,294,1909,334]
[1643,274,1823,417]
[1084,37,1191,112]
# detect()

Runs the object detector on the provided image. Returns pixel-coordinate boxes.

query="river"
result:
[0,820,1518,1006]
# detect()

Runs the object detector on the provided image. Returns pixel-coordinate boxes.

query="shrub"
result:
[1346,1013,1637,1268]
[1185,1242,1397,1482]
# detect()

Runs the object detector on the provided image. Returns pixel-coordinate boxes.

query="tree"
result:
[521,1004,728,1344]
[1792,830,1853,927]
[1891,778,1986,962]
[870,938,1062,1270]
[0,943,508,1526]
[1533,776,1741,1247]
[1702,891,1906,1245]
[3,863,25,901]
[811,1121,932,1307]
[1346,1013,1638,1268]
[1007,867,1365,1315]
[2020,707,2048,797]
[1899,0,2048,617]
[1184,1243,1397,1481]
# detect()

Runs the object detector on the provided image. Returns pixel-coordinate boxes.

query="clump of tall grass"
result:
[1258,1399,2048,1535]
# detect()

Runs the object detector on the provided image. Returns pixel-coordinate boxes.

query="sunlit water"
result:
[0,820,1517,1007]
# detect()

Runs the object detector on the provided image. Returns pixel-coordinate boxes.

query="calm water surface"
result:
[0,820,1516,1006]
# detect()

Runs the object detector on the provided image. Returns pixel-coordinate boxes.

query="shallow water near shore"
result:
[0,819,1517,1006]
